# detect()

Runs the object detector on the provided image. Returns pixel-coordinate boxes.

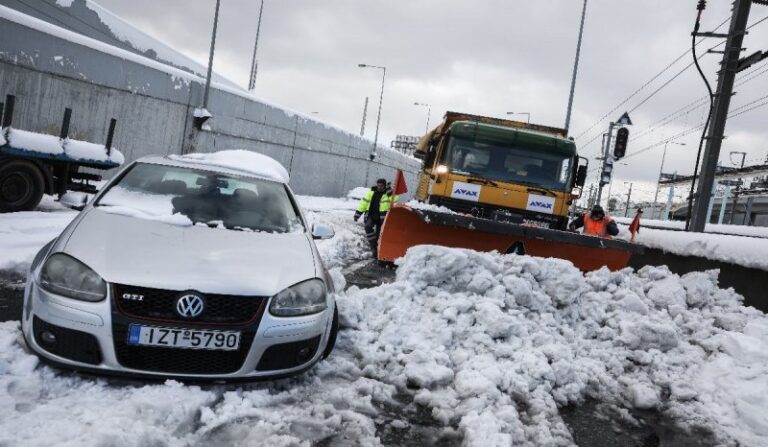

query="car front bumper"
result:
[21,277,334,381]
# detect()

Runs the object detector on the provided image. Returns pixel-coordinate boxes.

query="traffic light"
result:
[614,127,629,159]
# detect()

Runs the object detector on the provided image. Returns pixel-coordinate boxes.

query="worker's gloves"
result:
[353,211,362,222]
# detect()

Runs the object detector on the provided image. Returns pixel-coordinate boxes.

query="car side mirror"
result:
[311,224,335,240]
[575,165,587,187]
[60,191,88,211]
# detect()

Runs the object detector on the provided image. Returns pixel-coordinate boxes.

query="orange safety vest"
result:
[582,212,613,239]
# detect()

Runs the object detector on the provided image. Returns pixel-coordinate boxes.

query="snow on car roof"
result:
[151,150,290,183]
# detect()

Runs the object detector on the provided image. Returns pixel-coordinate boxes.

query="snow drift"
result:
[338,246,768,446]
[1,235,767,445]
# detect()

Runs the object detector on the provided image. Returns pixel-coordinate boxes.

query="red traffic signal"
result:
[614,127,629,159]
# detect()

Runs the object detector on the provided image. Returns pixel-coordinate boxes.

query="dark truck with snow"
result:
[0,95,123,212]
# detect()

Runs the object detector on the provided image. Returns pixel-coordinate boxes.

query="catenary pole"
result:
[689,0,753,231]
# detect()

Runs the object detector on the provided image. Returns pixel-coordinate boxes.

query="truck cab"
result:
[414,112,587,230]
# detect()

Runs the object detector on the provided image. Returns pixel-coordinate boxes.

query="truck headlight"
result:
[269,279,327,317]
[39,253,106,302]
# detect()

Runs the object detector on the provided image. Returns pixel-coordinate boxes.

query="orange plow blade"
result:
[378,205,642,272]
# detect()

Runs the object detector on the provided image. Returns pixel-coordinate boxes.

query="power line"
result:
[573,15,731,141]
[628,61,768,142]
[622,93,768,161]
[576,12,767,153]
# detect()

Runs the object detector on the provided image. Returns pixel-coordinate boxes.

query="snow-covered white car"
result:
[21,150,339,380]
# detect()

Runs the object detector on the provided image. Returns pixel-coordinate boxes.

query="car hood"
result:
[61,208,317,296]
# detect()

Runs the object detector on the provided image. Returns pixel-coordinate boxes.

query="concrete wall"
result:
[0,15,420,198]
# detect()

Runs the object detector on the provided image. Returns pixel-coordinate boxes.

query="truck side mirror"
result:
[575,165,587,187]
[60,191,88,211]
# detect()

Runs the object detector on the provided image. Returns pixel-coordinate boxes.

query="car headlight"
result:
[39,253,107,302]
[269,279,327,317]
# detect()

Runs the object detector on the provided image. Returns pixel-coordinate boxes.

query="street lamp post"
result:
[414,102,431,134]
[358,64,386,161]
[247,0,265,91]
[506,112,530,123]
[203,0,222,111]
[652,141,686,219]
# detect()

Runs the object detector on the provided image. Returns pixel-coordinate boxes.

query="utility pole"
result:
[624,182,633,217]
[653,141,685,218]
[202,0,222,110]
[689,0,753,232]
[564,0,588,134]
[360,96,369,137]
[248,0,265,91]
[596,123,615,205]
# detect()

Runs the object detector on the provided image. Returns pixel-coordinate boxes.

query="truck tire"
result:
[0,160,46,212]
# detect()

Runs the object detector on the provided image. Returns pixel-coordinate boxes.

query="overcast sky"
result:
[95,0,768,201]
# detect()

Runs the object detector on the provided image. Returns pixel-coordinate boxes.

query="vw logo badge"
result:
[176,294,205,318]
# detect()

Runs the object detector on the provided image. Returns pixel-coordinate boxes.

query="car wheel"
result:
[0,160,45,212]
[322,305,339,359]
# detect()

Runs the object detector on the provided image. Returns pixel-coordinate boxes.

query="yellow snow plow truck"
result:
[377,111,642,271]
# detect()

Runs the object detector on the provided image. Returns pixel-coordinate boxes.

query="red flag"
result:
[393,169,408,195]
[628,208,642,242]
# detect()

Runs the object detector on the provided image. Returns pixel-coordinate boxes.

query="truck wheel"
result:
[322,305,339,360]
[0,160,45,212]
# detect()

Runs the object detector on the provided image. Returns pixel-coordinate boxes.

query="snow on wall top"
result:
[168,150,290,183]
[55,0,241,90]
[4,128,124,165]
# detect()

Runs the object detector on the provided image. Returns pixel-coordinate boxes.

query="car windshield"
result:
[443,136,574,191]
[96,162,304,233]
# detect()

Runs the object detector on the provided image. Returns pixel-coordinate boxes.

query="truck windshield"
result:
[443,136,573,191]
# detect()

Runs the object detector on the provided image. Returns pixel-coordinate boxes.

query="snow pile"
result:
[6,128,63,155]
[405,199,459,215]
[297,195,358,212]
[0,205,76,272]
[64,137,124,165]
[346,186,370,200]
[615,224,768,271]
[0,321,219,447]
[97,186,192,227]
[337,246,768,445]
[170,150,290,183]
[0,128,6,146]
[5,129,124,165]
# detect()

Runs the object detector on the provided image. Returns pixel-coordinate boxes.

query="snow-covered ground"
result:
[1,196,768,445]
[614,216,768,238]
[614,221,768,271]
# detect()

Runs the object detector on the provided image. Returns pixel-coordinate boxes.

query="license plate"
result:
[127,325,241,351]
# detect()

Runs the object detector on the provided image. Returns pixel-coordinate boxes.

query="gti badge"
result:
[121,293,144,301]
[176,294,205,318]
